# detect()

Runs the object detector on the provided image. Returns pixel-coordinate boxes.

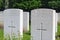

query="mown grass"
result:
[57,23,60,35]
[56,23,60,40]
[23,32,31,40]
[0,29,3,40]
[0,29,31,40]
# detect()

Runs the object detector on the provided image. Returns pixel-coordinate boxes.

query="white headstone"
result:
[23,12,29,32]
[58,13,60,23]
[31,9,56,40]
[4,9,23,40]
[55,13,58,32]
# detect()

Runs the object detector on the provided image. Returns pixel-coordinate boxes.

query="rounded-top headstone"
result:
[58,13,60,23]
[31,9,56,40]
[4,9,23,39]
[23,12,29,32]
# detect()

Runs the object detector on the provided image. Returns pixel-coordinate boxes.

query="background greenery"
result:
[0,0,60,12]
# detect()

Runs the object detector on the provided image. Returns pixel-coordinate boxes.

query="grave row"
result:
[3,9,58,40]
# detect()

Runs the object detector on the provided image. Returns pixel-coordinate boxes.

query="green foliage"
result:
[48,1,60,8]
[0,0,60,11]
[48,1,58,9]
[0,0,3,9]
[57,1,60,8]
[8,0,60,11]
[13,1,41,11]
[48,1,60,12]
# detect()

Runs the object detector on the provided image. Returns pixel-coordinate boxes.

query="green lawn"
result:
[56,23,60,40]
[0,24,60,40]
[57,23,60,35]
[0,29,3,40]
[23,32,31,40]
[0,29,31,40]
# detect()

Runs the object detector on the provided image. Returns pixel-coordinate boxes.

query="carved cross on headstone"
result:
[37,22,47,40]
[8,21,15,28]
[8,21,15,40]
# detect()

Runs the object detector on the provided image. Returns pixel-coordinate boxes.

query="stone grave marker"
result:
[31,9,56,40]
[55,13,58,32]
[58,13,60,23]
[23,12,29,32]
[4,9,23,40]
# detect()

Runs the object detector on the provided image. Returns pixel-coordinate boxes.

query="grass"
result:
[57,23,60,35]
[56,23,60,40]
[23,32,31,40]
[0,24,60,40]
[0,29,31,40]
[0,29,3,40]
